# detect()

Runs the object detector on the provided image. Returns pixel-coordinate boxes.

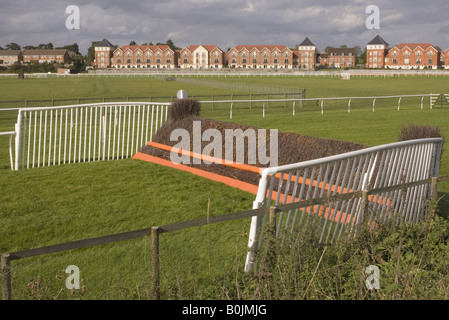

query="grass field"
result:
[1,74,449,299]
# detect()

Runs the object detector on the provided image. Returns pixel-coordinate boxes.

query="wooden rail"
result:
[2,175,449,300]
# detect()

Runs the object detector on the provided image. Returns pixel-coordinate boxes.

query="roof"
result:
[116,45,173,52]
[182,45,223,53]
[298,37,315,47]
[392,43,438,52]
[95,39,116,48]
[327,47,356,56]
[368,35,389,46]
[231,45,290,52]
[23,49,68,56]
[0,50,22,56]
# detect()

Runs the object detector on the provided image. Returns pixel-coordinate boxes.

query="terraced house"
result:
[22,49,70,64]
[227,45,296,69]
[111,45,178,69]
[179,45,225,69]
[0,50,23,65]
[385,43,441,69]
[367,35,444,70]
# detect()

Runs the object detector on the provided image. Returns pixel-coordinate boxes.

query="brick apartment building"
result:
[442,49,449,69]
[384,43,441,69]
[320,47,357,68]
[94,39,117,69]
[297,37,317,69]
[366,35,389,69]
[0,50,23,65]
[111,44,178,69]
[367,35,443,70]
[22,49,70,64]
[227,45,296,69]
[179,45,225,69]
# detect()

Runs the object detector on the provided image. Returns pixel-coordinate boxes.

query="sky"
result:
[1,0,449,54]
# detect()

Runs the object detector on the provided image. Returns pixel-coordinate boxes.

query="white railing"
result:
[13,102,169,170]
[0,131,15,170]
[245,138,443,272]
[198,93,436,118]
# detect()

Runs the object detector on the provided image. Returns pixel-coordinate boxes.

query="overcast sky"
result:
[1,0,449,54]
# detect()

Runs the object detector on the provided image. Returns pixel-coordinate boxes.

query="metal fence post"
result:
[151,227,160,300]
[1,253,12,300]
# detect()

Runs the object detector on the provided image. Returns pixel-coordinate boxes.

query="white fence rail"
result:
[245,138,443,272]
[198,93,436,118]
[13,102,169,170]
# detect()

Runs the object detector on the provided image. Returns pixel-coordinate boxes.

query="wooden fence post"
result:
[151,227,160,300]
[430,177,438,202]
[1,253,12,300]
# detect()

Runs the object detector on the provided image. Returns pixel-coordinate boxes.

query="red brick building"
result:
[227,45,295,69]
[111,45,178,69]
[442,49,449,69]
[23,49,70,64]
[297,37,317,69]
[320,47,356,68]
[384,43,441,69]
[366,35,389,69]
[94,39,117,69]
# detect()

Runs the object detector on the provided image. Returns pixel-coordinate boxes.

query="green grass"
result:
[1,75,449,299]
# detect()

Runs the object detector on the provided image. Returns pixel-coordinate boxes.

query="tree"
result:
[5,43,21,50]
[129,41,137,45]
[86,41,99,66]
[56,43,80,54]
[357,48,367,66]
[166,39,180,51]
[37,43,54,50]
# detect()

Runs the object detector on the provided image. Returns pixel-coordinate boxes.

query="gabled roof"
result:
[368,35,389,46]
[115,45,173,53]
[391,43,438,52]
[182,45,223,53]
[298,37,315,47]
[95,39,116,48]
[231,45,290,53]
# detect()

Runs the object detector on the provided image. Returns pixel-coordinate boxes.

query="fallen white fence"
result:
[245,138,443,272]
[13,102,169,170]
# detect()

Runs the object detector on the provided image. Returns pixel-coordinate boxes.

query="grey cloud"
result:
[1,0,449,54]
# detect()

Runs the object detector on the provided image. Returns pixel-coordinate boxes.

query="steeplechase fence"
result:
[244,138,443,271]
[12,102,169,170]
